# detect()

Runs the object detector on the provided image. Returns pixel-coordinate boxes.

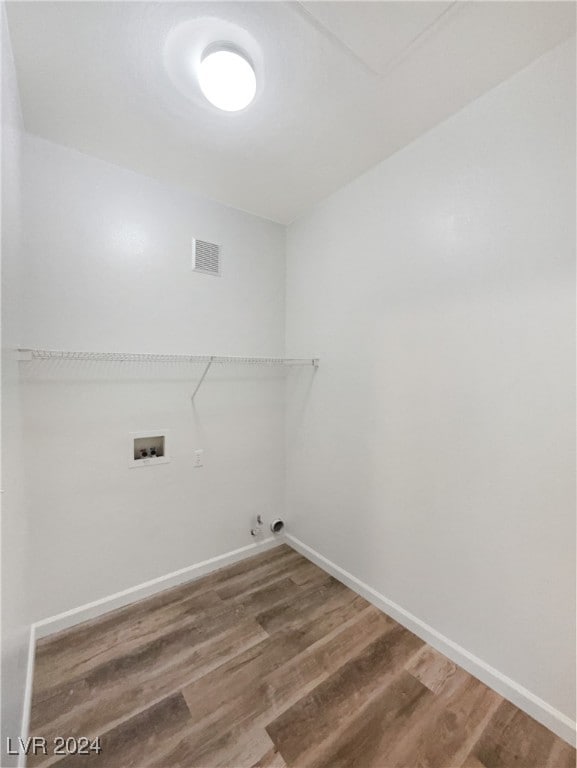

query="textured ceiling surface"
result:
[7,1,576,223]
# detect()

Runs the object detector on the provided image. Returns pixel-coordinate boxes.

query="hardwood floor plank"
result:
[257,587,371,657]
[179,580,373,736]
[228,577,304,613]
[471,700,563,768]
[263,606,396,711]
[461,755,490,768]
[301,670,435,768]
[380,674,503,768]
[265,623,425,765]
[32,589,223,698]
[32,594,256,719]
[50,693,194,768]
[180,631,312,731]
[159,725,275,768]
[288,560,333,587]
[178,606,394,766]
[214,554,312,600]
[29,619,268,768]
[251,744,288,768]
[255,576,367,635]
[544,738,577,768]
[314,671,495,768]
[406,644,470,699]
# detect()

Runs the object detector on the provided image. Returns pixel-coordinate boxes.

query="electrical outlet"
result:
[193,449,204,468]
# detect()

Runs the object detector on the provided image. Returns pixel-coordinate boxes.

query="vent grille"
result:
[192,239,220,276]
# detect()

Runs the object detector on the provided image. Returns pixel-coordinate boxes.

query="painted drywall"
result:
[285,36,576,724]
[19,135,288,621]
[1,7,30,765]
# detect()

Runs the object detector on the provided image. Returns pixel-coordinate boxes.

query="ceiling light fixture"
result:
[198,45,256,112]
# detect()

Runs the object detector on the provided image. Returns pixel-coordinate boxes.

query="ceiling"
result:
[6,1,575,224]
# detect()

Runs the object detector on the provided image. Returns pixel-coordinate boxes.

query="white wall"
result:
[7,19,575,751]
[19,135,287,620]
[286,36,576,727]
[1,6,29,764]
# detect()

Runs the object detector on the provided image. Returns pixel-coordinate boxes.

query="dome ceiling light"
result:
[198,45,257,112]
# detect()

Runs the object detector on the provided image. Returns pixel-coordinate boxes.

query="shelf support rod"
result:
[191,356,214,403]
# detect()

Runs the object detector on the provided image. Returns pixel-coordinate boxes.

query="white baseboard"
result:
[285,533,576,747]
[33,537,280,640]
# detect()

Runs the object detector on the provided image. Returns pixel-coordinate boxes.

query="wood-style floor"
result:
[29,544,575,768]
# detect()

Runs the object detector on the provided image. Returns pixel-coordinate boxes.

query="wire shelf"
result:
[17,349,319,401]
[18,349,319,366]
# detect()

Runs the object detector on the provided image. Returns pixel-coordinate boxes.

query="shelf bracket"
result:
[191,357,214,403]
